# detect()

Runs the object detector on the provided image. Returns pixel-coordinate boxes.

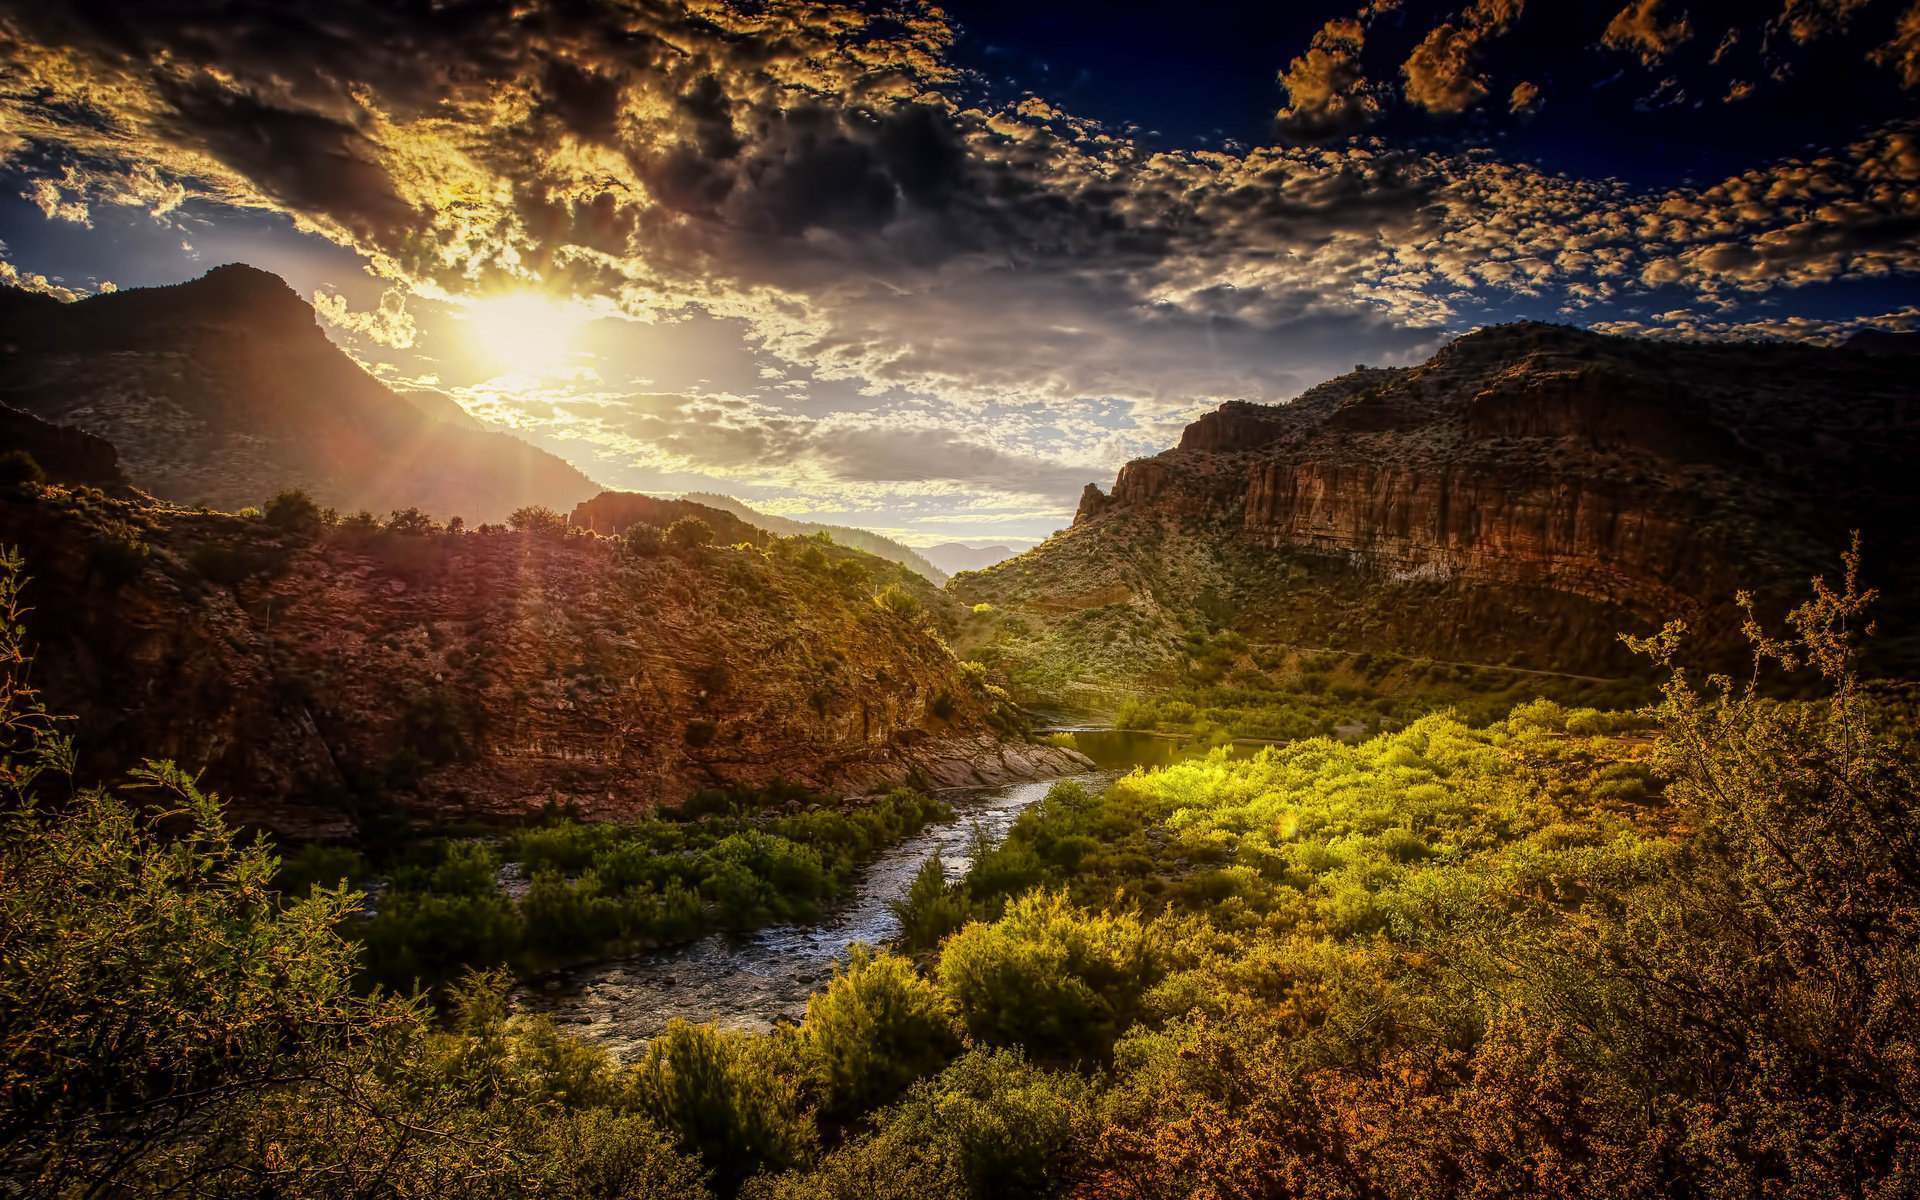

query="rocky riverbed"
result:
[512,767,1129,1062]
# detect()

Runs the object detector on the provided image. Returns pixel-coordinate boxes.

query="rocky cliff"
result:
[3,483,1083,841]
[952,323,1920,698]
[0,265,602,522]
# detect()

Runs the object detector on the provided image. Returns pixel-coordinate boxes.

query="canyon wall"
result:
[959,322,1920,691]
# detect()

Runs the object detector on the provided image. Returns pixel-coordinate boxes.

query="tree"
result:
[508,505,568,537]
[874,584,922,622]
[386,506,441,535]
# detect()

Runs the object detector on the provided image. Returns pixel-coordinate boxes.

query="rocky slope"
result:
[2,482,1084,841]
[952,323,1920,699]
[0,265,601,522]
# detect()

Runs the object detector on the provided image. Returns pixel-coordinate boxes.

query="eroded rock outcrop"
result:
[952,322,1920,690]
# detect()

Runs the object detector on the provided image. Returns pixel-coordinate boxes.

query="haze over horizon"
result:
[2,0,1917,545]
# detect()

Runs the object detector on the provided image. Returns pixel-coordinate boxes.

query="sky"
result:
[0,0,1917,548]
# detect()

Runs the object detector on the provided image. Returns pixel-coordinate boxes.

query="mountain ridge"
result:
[952,322,1920,700]
[680,492,948,583]
[0,264,603,522]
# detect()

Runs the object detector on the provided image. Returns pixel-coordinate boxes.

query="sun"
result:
[463,293,587,374]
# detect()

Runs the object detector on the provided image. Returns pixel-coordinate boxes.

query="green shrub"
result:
[263,488,324,534]
[0,449,45,491]
[938,890,1162,1062]
[667,516,714,551]
[636,1021,813,1195]
[790,1048,1088,1200]
[0,762,397,1192]
[87,522,147,583]
[891,855,973,951]
[703,831,833,924]
[273,843,369,899]
[626,522,666,555]
[355,888,518,993]
[805,944,962,1117]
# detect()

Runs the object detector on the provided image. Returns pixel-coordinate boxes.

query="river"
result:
[510,730,1253,1062]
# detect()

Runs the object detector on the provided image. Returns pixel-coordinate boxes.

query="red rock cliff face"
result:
[1240,463,1706,615]
[0,491,1082,840]
[958,322,1920,680]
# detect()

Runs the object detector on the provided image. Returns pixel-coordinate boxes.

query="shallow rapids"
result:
[510,767,1124,1062]
[509,729,1260,1062]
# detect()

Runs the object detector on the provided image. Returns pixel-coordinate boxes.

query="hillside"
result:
[0,265,602,522]
[568,491,782,546]
[682,492,947,583]
[951,322,1920,702]
[1,477,1081,841]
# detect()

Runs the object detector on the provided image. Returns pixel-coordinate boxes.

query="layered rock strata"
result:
[961,322,1920,688]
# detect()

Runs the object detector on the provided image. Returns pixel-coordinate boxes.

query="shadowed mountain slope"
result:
[951,322,1920,701]
[1,477,1081,840]
[0,265,602,522]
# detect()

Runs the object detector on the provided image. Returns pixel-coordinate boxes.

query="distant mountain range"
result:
[0,264,602,522]
[681,493,948,583]
[922,543,1018,575]
[953,321,1920,699]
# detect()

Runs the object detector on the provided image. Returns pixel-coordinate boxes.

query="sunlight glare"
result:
[463,293,587,374]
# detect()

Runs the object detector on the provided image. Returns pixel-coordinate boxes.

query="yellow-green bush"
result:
[803,944,961,1117]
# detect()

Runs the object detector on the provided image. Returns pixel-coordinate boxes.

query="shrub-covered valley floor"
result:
[8,534,1920,1199]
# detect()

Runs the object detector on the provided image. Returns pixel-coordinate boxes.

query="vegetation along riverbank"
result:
[10,537,1920,1197]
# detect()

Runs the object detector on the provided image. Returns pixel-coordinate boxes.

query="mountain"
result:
[569,491,783,545]
[922,543,1017,575]
[0,470,1083,839]
[0,264,602,522]
[681,492,947,583]
[950,322,1920,702]
[1845,329,1920,356]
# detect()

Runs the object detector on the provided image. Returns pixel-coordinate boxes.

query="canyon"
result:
[955,322,1920,696]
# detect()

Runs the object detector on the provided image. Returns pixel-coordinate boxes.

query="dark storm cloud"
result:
[155,75,421,246]
[2,0,1919,426]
